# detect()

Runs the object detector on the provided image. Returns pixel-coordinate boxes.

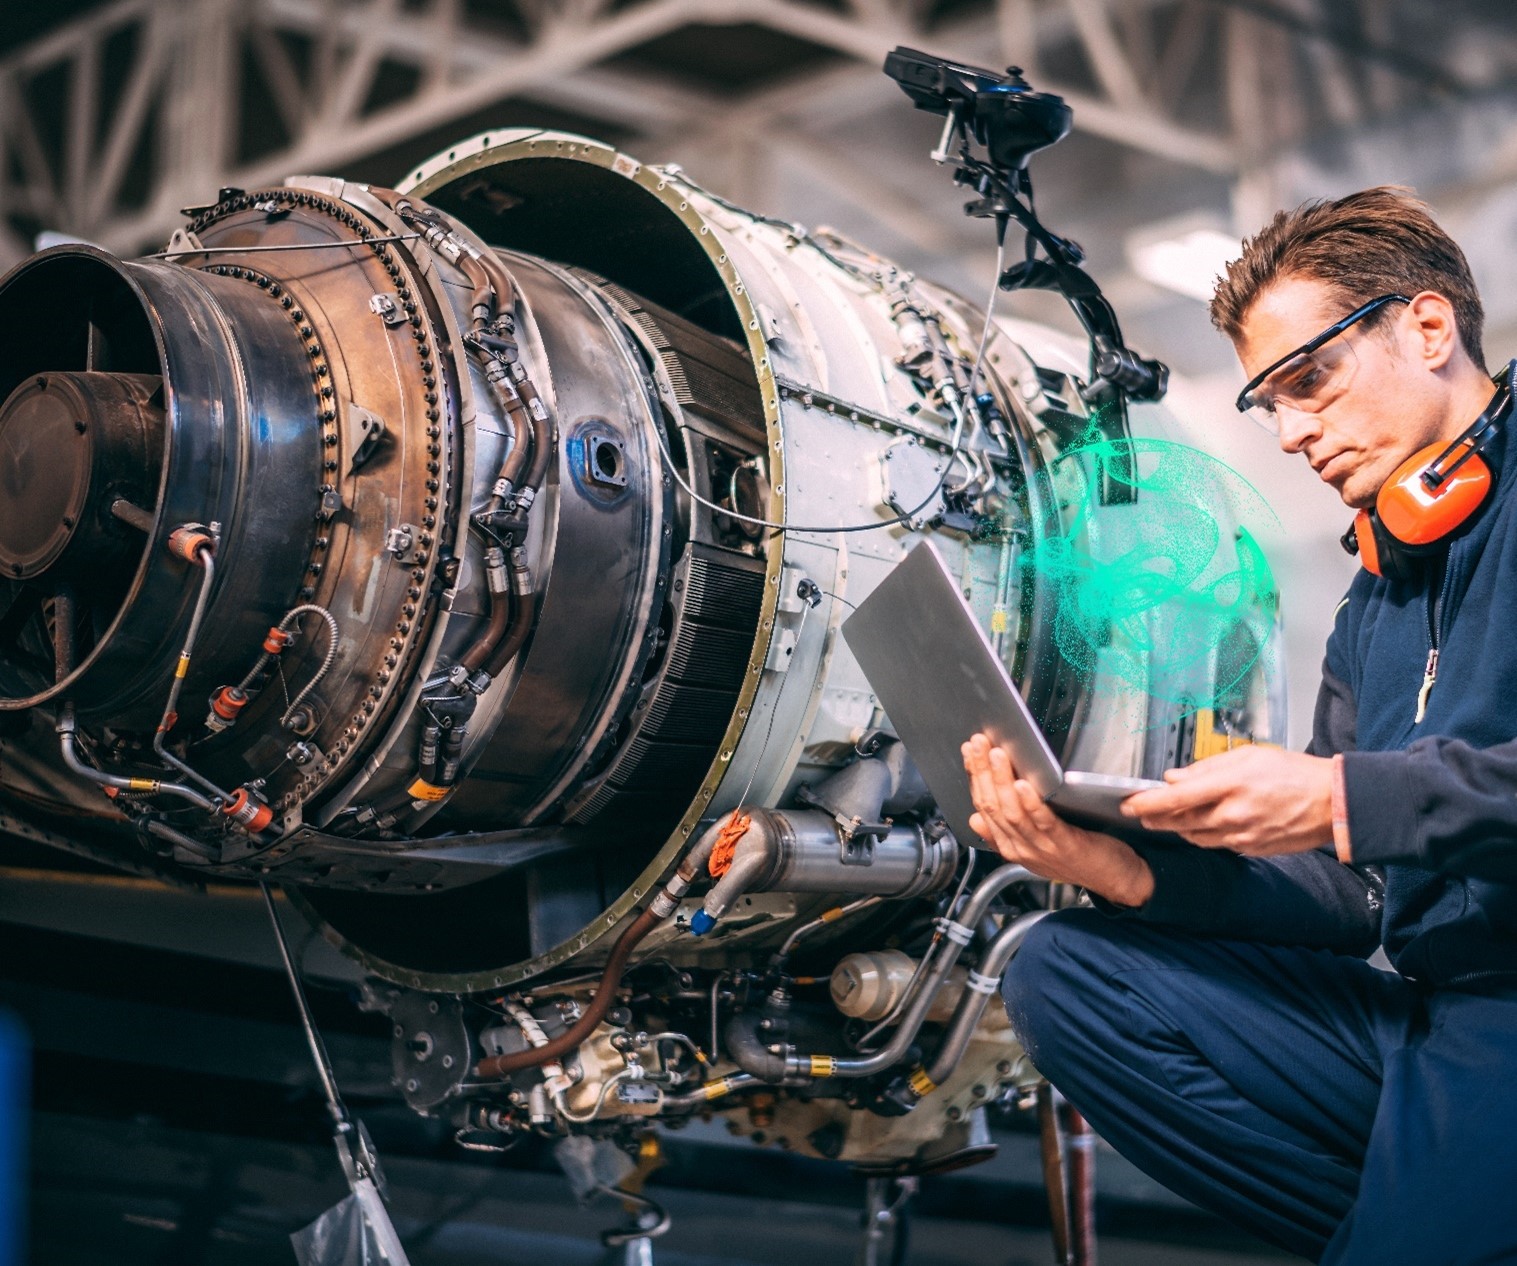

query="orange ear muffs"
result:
[1377,437,1492,546]
[1348,442,1492,579]
[1343,374,1512,578]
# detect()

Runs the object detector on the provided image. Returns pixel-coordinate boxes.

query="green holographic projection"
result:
[1028,431,1280,713]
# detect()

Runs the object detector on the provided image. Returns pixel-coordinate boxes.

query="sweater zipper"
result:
[1416,556,1453,724]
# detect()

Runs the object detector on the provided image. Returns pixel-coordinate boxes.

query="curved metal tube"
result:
[472,815,735,1079]
[716,867,1037,1085]
[772,896,882,965]
[801,863,1034,1081]
[922,910,1049,1089]
[151,547,234,804]
[482,588,536,678]
[597,1184,671,1248]
[661,1072,760,1110]
[722,1012,790,1082]
[699,832,776,925]
[58,706,215,812]
[473,902,661,1079]
[233,602,341,715]
[839,863,1031,1072]
[143,817,217,861]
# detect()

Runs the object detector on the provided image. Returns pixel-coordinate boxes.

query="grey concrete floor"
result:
[28,1111,1302,1266]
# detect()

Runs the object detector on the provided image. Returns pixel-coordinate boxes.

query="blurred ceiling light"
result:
[1125,218,1241,303]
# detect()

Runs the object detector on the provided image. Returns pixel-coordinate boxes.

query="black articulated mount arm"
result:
[883,45,1170,408]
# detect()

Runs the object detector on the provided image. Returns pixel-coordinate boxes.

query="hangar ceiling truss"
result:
[0,0,1511,264]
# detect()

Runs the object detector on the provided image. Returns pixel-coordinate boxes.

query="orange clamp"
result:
[262,627,294,655]
[210,686,248,721]
[222,787,274,833]
[708,810,752,878]
[166,526,214,563]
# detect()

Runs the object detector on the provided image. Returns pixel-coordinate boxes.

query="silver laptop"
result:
[841,540,1163,844]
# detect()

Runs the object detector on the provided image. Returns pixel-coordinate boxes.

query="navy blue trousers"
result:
[1002,907,1517,1263]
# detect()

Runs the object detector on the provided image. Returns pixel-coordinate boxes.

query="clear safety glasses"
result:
[1235,293,1410,433]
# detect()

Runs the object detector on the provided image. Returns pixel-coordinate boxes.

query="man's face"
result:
[1233,275,1446,509]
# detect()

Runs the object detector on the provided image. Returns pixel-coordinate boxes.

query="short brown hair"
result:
[1210,186,1485,367]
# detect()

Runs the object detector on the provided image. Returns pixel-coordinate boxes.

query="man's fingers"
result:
[963,742,1000,818]
[1016,780,1064,834]
[970,809,1019,860]
[987,745,1022,804]
[1122,768,1232,819]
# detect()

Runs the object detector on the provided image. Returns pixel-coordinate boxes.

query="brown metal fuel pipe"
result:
[458,602,511,675]
[482,588,535,679]
[478,252,518,317]
[471,816,734,1079]
[458,550,513,675]
[517,378,554,491]
[484,387,533,506]
[456,253,496,330]
[473,901,662,1079]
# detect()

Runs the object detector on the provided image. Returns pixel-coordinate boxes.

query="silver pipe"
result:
[662,1072,760,1110]
[774,896,881,963]
[856,856,982,1048]
[922,910,1049,1089]
[827,863,1032,1079]
[696,810,959,932]
[143,818,216,861]
[151,548,235,804]
[57,706,216,812]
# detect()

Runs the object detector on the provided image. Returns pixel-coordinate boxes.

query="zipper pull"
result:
[1415,648,1439,724]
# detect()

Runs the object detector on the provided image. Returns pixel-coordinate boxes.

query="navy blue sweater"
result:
[1110,366,1517,988]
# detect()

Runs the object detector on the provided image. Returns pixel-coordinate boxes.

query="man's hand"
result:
[1120,745,1333,856]
[962,733,1154,907]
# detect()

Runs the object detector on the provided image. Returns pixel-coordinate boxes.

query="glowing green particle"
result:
[1028,429,1280,713]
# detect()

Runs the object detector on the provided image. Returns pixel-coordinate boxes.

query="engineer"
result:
[962,187,1517,1264]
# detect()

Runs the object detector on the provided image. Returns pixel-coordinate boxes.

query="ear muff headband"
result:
[1347,373,1513,577]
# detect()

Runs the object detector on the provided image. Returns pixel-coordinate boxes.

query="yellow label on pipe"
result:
[908,1067,937,1097]
[408,779,451,802]
[1190,708,1279,762]
[809,1055,837,1078]
[128,778,160,792]
[174,655,191,679]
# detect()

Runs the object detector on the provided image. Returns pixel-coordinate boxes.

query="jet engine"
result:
[0,126,1280,1172]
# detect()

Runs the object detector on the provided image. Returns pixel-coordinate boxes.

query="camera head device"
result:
[883,47,1071,170]
[884,46,1168,418]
